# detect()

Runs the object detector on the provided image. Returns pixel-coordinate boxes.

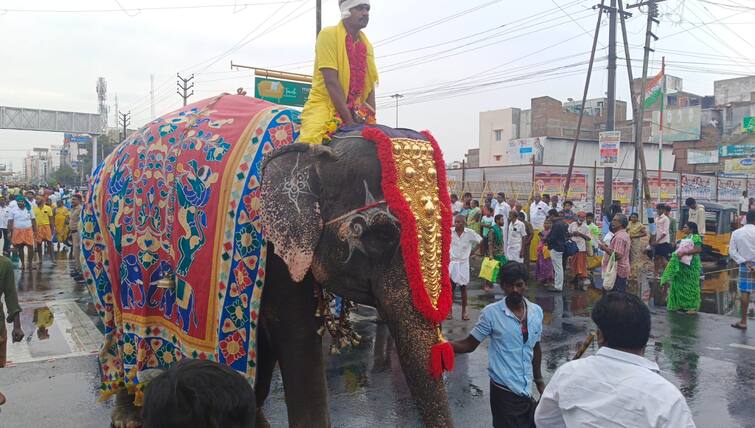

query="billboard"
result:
[534,172,587,200]
[720,144,755,157]
[506,137,545,165]
[596,179,634,205]
[255,77,311,108]
[687,149,719,164]
[599,131,621,167]
[745,116,754,133]
[651,106,701,143]
[64,133,93,144]
[681,174,715,200]
[718,177,748,201]
[724,158,755,174]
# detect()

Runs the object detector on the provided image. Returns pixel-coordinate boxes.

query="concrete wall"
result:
[715,76,755,105]
[541,137,675,171]
[479,108,519,167]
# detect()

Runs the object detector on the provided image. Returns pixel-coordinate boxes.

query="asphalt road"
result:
[1,254,754,427]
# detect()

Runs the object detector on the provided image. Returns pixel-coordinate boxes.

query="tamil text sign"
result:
[255,77,311,108]
[599,131,621,167]
[687,149,719,164]
[651,106,701,143]
[720,144,755,158]
[506,137,545,165]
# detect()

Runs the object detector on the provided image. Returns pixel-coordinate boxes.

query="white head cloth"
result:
[340,0,370,19]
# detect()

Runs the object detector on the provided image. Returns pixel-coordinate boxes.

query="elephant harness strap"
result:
[324,199,388,226]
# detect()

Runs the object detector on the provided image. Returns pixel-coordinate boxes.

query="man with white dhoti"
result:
[506,211,528,263]
[449,215,482,321]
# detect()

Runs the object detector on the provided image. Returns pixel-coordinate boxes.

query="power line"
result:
[0,1,306,14]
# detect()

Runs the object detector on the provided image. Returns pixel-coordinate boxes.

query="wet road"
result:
[0,254,754,427]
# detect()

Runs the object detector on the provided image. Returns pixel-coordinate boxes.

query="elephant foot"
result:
[111,390,142,428]
[256,408,271,428]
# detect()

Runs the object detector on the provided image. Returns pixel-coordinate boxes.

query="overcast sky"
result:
[1,0,753,170]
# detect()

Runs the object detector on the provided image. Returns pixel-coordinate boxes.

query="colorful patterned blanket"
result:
[81,95,300,402]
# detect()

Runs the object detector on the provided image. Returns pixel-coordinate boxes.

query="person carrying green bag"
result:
[484,214,508,291]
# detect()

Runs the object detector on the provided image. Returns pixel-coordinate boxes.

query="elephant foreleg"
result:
[254,323,276,428]
[261,254,329,428]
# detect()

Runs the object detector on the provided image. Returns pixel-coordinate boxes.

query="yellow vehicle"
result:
[677,202,738,259]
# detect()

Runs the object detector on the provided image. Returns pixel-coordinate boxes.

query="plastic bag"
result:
[565,239,579,257]
[479,257,501,282]
[602,252,617,291]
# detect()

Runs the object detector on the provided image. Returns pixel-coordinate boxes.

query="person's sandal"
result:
[462,313,470,321]
[731,322,748,330]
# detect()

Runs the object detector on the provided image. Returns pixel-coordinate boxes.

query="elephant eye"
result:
[361,222,400,258]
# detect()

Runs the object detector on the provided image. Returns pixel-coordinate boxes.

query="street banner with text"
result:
[681,174,715,200]
[255,77,311,108]
[724,158,755,174]
[599,131,621,167]
[718,177,748,201]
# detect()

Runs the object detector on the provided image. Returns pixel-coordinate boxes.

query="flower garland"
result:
[345,33,367,109]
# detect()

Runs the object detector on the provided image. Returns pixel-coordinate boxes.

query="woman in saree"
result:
[536,218,554,287]
[466,199,482,236]
[661,222,703,314]
[627,212,648,280]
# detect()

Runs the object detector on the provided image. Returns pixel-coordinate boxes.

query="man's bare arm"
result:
[321,68,355,126]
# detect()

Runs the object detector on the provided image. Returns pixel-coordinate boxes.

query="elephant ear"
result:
[261,144,334,283]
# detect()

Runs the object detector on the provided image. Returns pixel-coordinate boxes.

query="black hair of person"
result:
[499,261,528,287]
[591,292,651,350]
[142,359,256,428]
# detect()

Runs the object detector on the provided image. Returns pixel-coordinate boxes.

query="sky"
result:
[1,0,753,170]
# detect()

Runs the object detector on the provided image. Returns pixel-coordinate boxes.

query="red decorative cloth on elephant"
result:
[81,95,300,403]
[361,126,455,378]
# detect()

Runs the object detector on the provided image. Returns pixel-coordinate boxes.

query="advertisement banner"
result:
[651,106,701,143]
[64,133,93,144]
[724,158,755,174]
[720,145,755,157]
[255,77,311,108]
[745,116,754,133]
[687,149,719,164]
[681,174,715,200]
[506,137,545,165]
[596,180,635,206]
[534,172,587,200]
[649,179,679,208]
[599,131,621,167]
[718,177,748,201]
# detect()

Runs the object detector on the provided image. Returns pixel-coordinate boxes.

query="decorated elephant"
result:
[81,94,456,427]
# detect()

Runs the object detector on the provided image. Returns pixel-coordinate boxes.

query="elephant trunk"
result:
[376,260,454,427]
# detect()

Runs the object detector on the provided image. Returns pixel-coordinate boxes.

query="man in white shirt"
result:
[494,192,511,244]
[654,204,672,278]
[529,194,549,230]
[506,211,528,263]
[0,197,10,256]
[685,198,706,234]
[568,212,592,288]
[730,210,755,330]
[8,197,36,271]
[739,191,749,216]
[451,193,463,215]
[535,292,696,428]
[449,215,482,321]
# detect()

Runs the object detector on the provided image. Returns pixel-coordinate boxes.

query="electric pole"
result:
[601,0,618,218]
[627,0,664,209]
[119,111,131,143]
[391,94,404,128]
[316,0,322,36]
[177,73,195,106]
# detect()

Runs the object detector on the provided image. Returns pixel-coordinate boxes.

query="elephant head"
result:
[261,129,454,426]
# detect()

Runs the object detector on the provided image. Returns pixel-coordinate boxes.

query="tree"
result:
[51,165,80,186]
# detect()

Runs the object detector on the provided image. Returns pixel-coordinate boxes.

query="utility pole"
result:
[391,94,404,128]
[119,111,131,143]
[177,73,195,106]
[627,0,664,209]
[603,0,618,218]
[316,0,322,36]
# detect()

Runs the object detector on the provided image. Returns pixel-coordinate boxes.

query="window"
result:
[494,129,503,141]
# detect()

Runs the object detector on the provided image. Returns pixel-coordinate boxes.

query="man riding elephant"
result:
[299,0,379,144]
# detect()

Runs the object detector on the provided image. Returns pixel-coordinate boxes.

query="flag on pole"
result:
[643,68,665,109]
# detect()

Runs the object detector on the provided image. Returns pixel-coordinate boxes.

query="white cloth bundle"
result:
[340,0,370,19]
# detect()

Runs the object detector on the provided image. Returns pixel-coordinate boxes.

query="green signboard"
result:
[720,144,755,158]
[254,77,311,108]
[744,116,754,133]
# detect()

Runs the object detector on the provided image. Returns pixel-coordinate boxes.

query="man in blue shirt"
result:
[450,262,544,428]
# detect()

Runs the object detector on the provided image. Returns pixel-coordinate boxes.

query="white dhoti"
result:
[506,245,523,263]
[449,259,471,286]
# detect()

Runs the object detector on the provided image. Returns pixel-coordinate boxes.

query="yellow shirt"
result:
[299,21,379,145]
[33,205,53,226]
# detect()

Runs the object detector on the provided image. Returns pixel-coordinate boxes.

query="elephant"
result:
[80,95,455,427]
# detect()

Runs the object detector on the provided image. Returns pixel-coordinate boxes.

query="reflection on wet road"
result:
[0,255,753,427]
